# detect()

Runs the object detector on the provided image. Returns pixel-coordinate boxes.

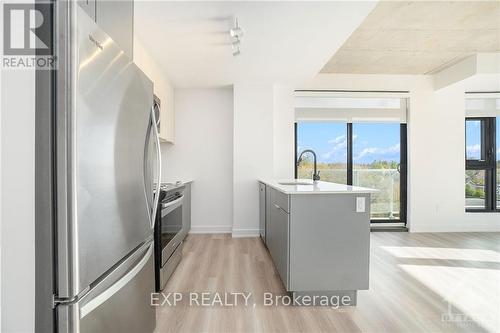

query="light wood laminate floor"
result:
[155,232,500,333]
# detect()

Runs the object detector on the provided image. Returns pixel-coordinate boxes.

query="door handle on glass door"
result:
[150,105,162,229]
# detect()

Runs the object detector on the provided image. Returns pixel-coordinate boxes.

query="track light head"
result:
[230,27,243,39]
[230,17,242,56]
[230,17,243,39]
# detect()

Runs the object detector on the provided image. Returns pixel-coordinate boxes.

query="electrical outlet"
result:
[356,197,366,213]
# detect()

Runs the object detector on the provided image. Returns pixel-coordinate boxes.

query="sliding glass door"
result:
[497,118,500,209]
[352,123,404,220]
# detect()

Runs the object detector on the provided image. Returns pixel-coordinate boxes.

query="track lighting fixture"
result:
[230,17,243,57]
[230,18,243,39]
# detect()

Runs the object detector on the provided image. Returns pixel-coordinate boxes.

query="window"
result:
[465,120,483,160]
[296,122,347,184]
[465,117,498,211]
[295,93,408,223]
[465,170,486,209]
[497,118,500,209]
[295,121,407,223]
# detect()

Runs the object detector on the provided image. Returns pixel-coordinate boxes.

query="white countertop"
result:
[162,179,193,185]
[161,179,193,190]
[259,179,378,194]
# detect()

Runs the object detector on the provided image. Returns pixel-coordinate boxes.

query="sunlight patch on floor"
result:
[382,246,500,263]
[399,264,500,332]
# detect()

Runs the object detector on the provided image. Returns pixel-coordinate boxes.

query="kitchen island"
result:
[258,179,377,306]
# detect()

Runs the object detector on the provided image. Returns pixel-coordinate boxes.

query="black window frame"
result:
[465,117,498,212]
[294,122,408,224]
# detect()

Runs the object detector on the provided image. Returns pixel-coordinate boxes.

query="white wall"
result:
[134,38,175,143]
[411,81,499,232]
[162,88,234,233]
[273,85,295,179]
[433,53,500,90]
[232,84,275,237]
[164,84,295,237]
[1,68,36,331]
[301,73,500,233]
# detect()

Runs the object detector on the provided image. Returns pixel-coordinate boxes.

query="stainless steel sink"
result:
[278,181,313,186]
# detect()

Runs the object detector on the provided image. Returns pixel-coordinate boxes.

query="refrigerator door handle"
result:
[150,105,162,229]
[143,118,153,225]
[79,242,154,318]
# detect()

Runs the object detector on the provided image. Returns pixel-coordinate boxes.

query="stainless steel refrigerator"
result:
[36,3,160,332]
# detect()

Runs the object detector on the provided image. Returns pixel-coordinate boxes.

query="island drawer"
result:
[271,188,290,213]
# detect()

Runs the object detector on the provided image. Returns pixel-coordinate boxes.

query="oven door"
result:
[160,195,184,265]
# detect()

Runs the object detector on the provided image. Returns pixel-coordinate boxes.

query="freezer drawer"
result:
[57,241,156,333]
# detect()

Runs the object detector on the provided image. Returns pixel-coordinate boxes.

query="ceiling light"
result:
[230,18,243,39]
[231,42,240,57]
[229,16,243,57]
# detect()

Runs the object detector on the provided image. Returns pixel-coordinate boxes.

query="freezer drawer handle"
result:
[79,243,154,318]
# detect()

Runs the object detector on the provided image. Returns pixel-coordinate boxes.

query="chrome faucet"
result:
[296,149,320,181]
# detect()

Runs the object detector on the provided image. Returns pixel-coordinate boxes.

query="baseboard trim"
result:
[189,225,232,234]
[371,226,408,232]
[408,224,500,233]
[232,228,260,238]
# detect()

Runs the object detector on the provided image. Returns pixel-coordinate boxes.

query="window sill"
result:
[465,209,500,213]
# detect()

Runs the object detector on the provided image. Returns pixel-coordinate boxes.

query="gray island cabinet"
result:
[258,180,377,305]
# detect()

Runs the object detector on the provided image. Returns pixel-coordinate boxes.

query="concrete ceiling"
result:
[321,1,500,75]
[134,1,377,87]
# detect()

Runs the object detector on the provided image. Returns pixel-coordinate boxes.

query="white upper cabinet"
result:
[78,0,134,60]
[133,38,175,143]
[78,0,96,20]
[96,0,134,59]
[79,0,175,143]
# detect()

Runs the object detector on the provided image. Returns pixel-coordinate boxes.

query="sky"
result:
[297,122,401,164]
[466,118,500,160]
[466,120,481,160]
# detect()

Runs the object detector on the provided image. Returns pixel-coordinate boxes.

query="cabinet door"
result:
[265,186,272,246]
[269,203,289,290]
[289,194,370,291]
[181,184,191,240]
[259,183,266,241]
[96,0,134,59]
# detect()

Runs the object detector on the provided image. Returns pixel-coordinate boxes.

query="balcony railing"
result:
[297,168,400,219]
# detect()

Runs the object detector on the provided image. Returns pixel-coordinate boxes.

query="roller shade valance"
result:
[295,96,408,123]
[465,96,500,117]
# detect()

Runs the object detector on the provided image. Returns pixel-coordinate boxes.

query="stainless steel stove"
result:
[154,184,186,291]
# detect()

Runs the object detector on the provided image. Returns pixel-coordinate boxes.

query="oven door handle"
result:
[161,195,184,210]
